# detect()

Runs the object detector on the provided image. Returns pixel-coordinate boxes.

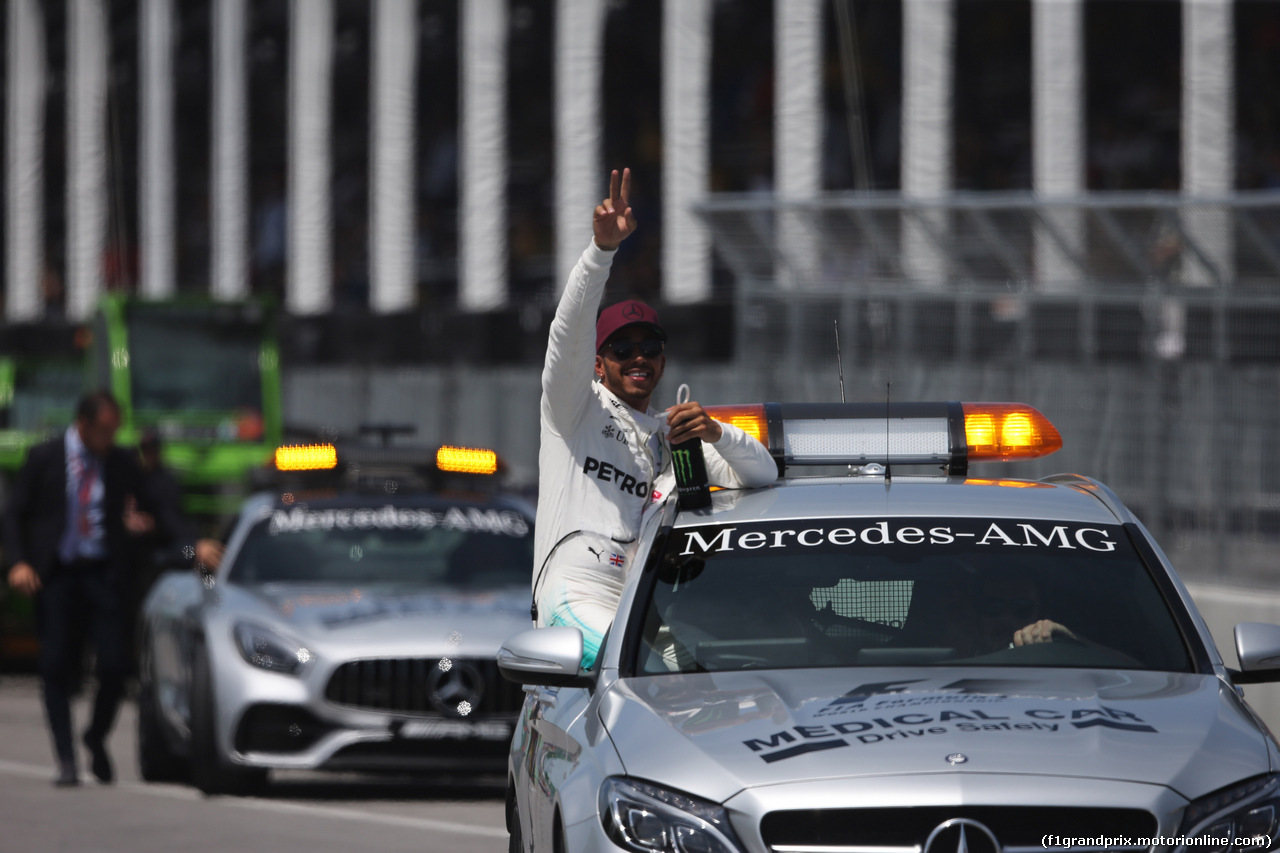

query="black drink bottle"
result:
[668,384,712,510]
[671,436,711,509]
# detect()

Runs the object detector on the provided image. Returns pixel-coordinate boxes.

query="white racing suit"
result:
[533,242,778,668]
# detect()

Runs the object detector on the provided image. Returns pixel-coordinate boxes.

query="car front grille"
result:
[324,656,524,717]
[760,807,1157,853]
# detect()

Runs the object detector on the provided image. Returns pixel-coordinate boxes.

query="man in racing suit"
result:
[533,168,777,668]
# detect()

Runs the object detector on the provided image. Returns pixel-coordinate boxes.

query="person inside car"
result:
[974,570,1077,652]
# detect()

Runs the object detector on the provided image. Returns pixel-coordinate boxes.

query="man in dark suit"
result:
[3,390,224,787]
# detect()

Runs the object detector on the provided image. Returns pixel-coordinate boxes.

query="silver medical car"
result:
[137,444,534,794]
[500,402,1280,853]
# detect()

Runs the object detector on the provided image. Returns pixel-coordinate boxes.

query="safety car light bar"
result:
[702,402,1061,474]
[274,443,338,471]
[436,445,499,475]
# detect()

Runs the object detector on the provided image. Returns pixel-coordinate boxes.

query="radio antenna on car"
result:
[833,319,847,403]
[835,319,858,476]
[884,380,893,485]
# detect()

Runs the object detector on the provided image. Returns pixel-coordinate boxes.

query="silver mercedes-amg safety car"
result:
[137,444,534,795]
[500,401,1280,853]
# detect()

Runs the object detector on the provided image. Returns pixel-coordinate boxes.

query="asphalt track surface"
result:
[0,673,508,853]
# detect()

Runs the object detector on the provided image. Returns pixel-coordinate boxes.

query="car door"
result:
[143,569,206,735]
[516,683,593,851]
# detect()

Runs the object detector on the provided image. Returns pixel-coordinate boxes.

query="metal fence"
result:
[696,191,1280,293]
[690,192,1280,587]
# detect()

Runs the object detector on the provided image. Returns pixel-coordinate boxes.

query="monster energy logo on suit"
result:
[671,438,711,509]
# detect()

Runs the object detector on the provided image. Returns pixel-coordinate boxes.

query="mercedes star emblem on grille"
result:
[428,660,485,715]
[923,819,1001,853]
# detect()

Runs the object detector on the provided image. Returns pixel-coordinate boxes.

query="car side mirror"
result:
[497,627,595,688]
[1231,622,1280,683]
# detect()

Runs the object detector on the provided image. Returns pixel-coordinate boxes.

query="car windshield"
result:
[228,503,533,589]
[635,517,1193,674]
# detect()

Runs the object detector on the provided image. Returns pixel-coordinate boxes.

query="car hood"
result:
[233,583,530,651]
[600,668,1272,803]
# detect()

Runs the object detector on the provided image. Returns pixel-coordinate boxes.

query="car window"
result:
[228,503,532,588]
[127,303,264,414]
[635,517,1192,674]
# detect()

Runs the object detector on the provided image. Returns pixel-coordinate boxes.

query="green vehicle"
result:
[0,296,281,666]
[88,294,283,529]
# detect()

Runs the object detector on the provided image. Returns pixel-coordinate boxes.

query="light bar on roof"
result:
[703,403,769,446]
[960,402,1062,462]
[275,443,338,471]
[703,402,1061,473]
[783,415,951,465]
[436,445,499,475]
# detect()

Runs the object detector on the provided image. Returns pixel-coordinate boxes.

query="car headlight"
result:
[1179,775,1280,853]
[599,777,744,853]
[233,622,312,676]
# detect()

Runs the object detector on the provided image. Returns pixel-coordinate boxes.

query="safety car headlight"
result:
[233,622,311,676]
[1179,775,1280,853]
[599,777,744,853]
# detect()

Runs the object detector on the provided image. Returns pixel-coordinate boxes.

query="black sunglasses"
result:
[604,338,665,360]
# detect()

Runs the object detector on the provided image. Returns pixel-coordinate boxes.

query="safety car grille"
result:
[760,807,1157,853]
[324,656,524,717]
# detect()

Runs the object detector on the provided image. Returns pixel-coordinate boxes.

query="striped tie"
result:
[76,450,96,537]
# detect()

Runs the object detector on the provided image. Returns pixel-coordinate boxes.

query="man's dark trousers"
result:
[36,559,129,766]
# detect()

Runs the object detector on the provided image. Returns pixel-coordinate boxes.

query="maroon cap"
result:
[595,300,667,352]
